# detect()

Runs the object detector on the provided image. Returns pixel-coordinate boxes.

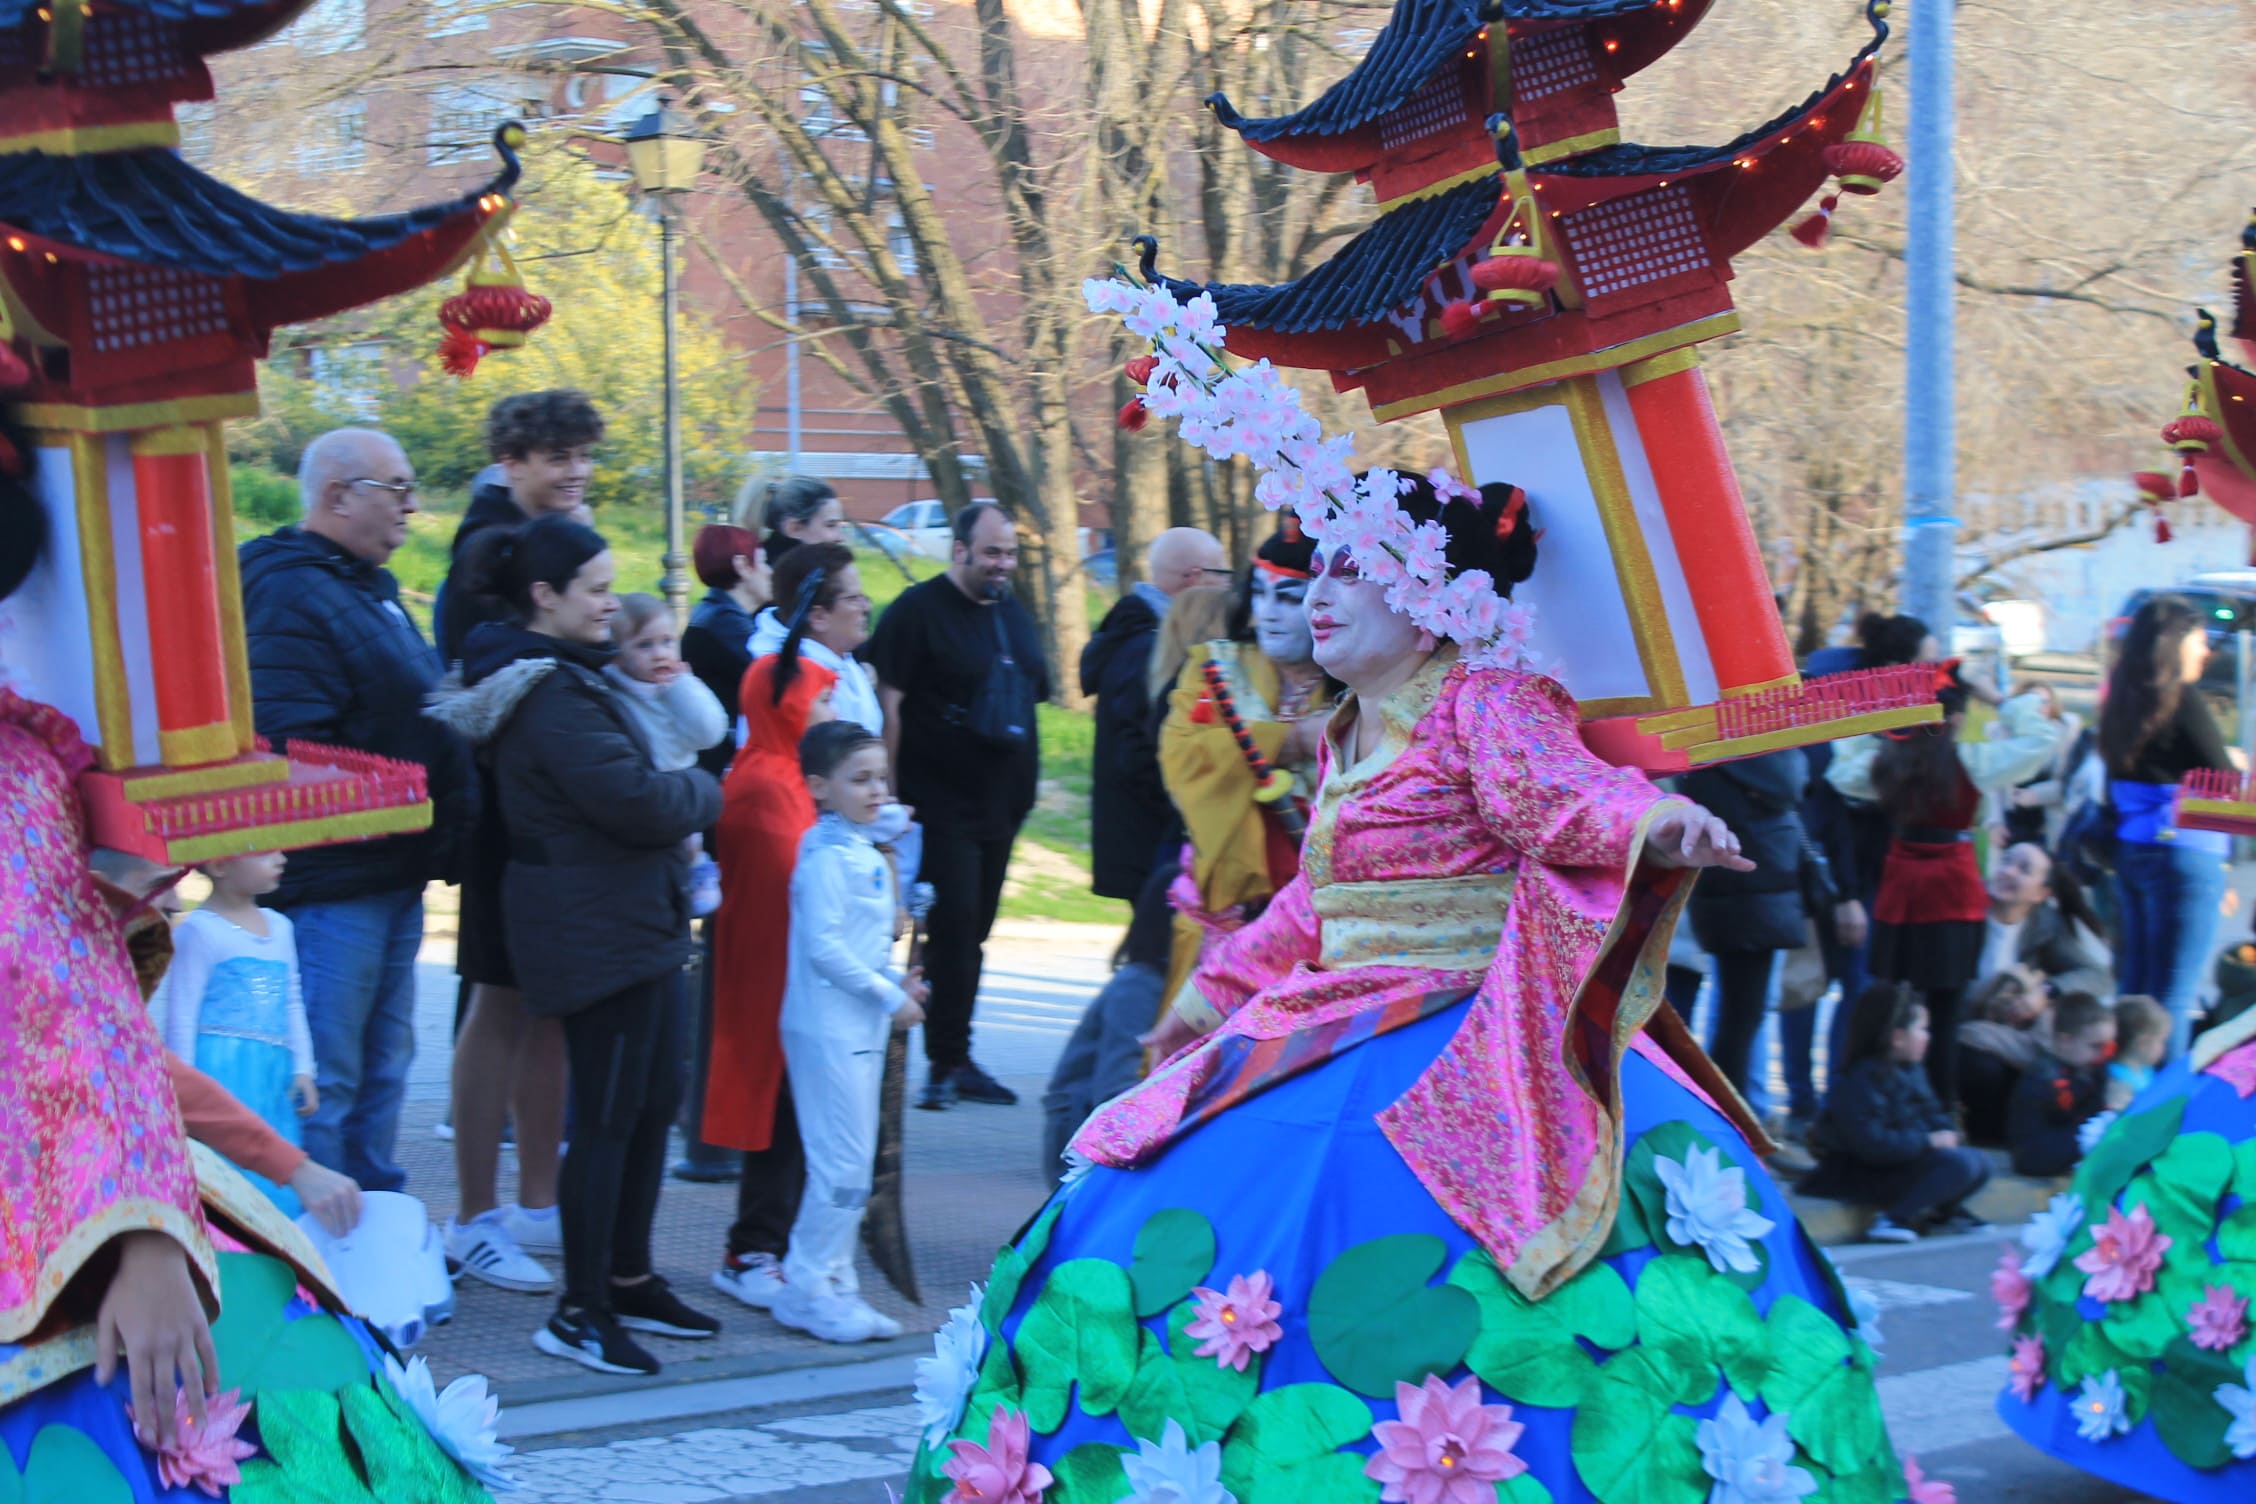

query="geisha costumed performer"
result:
[1991,1006,2256,1498]
[0,452,508,1500]
[904,293,1906,1501]
[1157,516,1336,1000]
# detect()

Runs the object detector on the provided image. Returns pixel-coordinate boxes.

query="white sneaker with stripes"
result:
[445,1212,555,1293]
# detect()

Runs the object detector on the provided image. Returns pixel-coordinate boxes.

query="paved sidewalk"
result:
[401,921,1115,1402]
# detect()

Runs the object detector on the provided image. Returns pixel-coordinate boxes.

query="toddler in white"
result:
[606,592,731,914]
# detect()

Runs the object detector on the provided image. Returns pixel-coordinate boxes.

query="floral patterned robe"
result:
[1075,649,1762,1299]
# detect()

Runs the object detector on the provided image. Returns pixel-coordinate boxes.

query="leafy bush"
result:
[230,466,301,529]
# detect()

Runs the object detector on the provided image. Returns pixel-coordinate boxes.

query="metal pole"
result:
[661,203,688,625]
[784,243,802,471]
[1902,0,1957,635]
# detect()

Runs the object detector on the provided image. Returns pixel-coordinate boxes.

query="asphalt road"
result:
[489,1225,2150,1504]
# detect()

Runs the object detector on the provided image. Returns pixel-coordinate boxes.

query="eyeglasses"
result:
[345,477,418,502]
[1198,566,1236,579]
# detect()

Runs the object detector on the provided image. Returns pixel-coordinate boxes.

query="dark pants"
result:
[1917,983,1970,1118]
[726,1078,806,1260]
[557,974,685,1314]
[1958,1046,2021,1146]
[1828,1145,1991,1227]
[1820,933,1869,1106]
[1663,965,1704,1023]
[917,821,1018,1073]
[1707,950,1778,1103]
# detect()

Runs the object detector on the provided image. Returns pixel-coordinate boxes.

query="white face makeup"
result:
[1305,545,1424,690]
[1249,569,1314,666]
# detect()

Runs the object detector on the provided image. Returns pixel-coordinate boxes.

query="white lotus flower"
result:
[2072,1370,2132,1443]
[2077,1110,2119,1155]
[1655,1145,1775,1275]
[383,1353,514,1489]
[1695,1393,1816,1503]
[1060,1148,1096,1193]
[914,1284,988,1450]
[1122,1418,1235,1504]
[1844,1277,1885,1355]
[2218,1354,2256,1460]
[2019,1191,2084,1281]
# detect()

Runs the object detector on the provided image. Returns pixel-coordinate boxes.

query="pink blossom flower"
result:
[2190,1285,2251,1352]
[943,1407,1051,1504]
[2008,1335,2047,1402]
[133,1387,256,1498]
[2075,1203,2172,1304]
[2209,1042,2256,1099]
[1426,468,1480,505]
[1364,1374,1527,1504]
[1185,1271,1283,1372]
[1991,1249,2032,1331]
[1902,1455,1957,1504]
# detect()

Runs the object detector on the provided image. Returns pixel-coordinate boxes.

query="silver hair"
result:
[733,473,836,535]
[297,428,396,514]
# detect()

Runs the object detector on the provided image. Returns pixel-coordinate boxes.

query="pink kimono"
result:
[1075,651,1759,1298]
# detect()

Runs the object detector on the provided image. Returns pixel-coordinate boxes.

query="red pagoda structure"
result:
[1153,0,1936,769]
[0,0,529,860]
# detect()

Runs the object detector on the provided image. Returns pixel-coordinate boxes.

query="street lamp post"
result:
[622,95,708,625]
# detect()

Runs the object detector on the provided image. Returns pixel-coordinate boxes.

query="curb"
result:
[1788,1151,2063,1248]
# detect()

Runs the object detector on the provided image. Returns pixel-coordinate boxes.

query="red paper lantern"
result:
[1470,252,1560,297]
[1124,354,1159,386]
[1117,397,1150,432]
[1823,139,1903,195]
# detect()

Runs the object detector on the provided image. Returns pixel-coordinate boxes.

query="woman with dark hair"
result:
[428,515,723,1377]
[766,541,880,731]
[1826,673,2063,1120]
[911,472,1901,1496]
[2098,593,2238,1052]
[681,523,769,780]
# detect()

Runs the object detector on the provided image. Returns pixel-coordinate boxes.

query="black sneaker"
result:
[1933,1209,1990,1236]
[611,1276,721,1340]
[534,1306,659,1376]
[917,1073,958,1111]
[951,1061,1019,1106]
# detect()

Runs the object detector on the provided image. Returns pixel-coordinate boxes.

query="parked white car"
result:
[872,499,955,559]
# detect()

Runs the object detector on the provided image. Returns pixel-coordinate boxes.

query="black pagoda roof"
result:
[1152,174,1503,332]
[0,138,519,281]
[1208,0,1673,144]
[0,0,284,23]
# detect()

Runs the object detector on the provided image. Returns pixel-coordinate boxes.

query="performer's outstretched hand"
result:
[98,1230,218,1450]
[1647,802,1756,872]
[1140,1007,1203,1062]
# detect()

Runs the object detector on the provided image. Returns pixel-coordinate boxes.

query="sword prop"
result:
[862,877,933,1305]
[1200,657,1307,842]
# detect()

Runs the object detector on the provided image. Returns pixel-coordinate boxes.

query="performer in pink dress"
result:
[906,475,1905,1504]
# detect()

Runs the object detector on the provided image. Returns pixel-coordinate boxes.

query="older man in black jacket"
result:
[239,427,473,1192]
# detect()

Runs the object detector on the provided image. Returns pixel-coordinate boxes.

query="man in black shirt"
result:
[868,503,1052,1108]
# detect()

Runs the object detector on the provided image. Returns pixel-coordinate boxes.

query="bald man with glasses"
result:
[237,427,475,1193]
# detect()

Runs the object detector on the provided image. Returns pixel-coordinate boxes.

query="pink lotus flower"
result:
[2008,1335,2047,1402]
[2074,1203,2172,1304]
[1992,1248,2032,1331]
[2210,1042,2256,1099]
[943,1407,1051,1504]
[1903,1455,1957,1504]
[1364,1375,1527,1504]
[133,1387,256,1497]
[1185,1271,1283,1372]
[2190,1285,2251,1352]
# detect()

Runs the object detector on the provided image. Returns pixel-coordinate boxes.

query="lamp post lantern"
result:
[622,94,708,624]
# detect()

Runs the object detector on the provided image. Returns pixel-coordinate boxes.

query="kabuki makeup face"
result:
[1250,570,1314,666]
[1306,545,1424,688]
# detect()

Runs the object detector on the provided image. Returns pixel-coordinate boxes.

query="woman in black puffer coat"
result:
[429,515,723,1380]
[1680,748,1815,1105]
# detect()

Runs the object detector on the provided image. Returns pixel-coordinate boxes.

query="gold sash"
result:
[1311,872,1515,971]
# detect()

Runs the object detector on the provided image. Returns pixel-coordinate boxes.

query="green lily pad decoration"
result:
[1450,1247,1630,1408]
[235,1389,378,1504]
[2101,1282,2184,1363]
[983,1198,1067,1333]
[1599,1187,1653,1257]
[2218,1206,2256,1264]
[1129,1208,1217,1318]
[2075,1098,2186,1217]
[1309,1234,1479,1399]
[1218,1383,1377,1504]
[2055,1323,2131,1388]
[2151,1336,2243,1471]
[207,1253,369,1402]
[1569,1362,1704,1504]
[1634,1253,1771,1402]
[2233,1137,2256,1202]
[960,1335,1022,1446]
[1624,1121,1771,1292]
[343,1381,487,1504]
[1118,1299,1260,1446]
[1819,1460,1904,1504]
[1015,1258,1139,1431]
[1050,1442,1132,1504]
[1499,1472,1558,1504]
[0,1427,134,1504]
[1760,1295,1881,1474]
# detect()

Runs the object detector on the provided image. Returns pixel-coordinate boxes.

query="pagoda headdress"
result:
[1120,0,1936,769]
[0,0,528,859]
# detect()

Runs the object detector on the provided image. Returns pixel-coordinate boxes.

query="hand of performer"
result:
[900,966,931,1016]
[292,1073,319,1117]
[289,1159,364,1238]
[1646,802,1756,872]
[1280,712,1332,768]
[97,1230,218,1451]
[1139,1007,1203,1062]
[1833,898,1869,949]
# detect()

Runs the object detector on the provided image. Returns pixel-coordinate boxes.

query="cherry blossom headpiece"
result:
[1089,276,1537,672]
